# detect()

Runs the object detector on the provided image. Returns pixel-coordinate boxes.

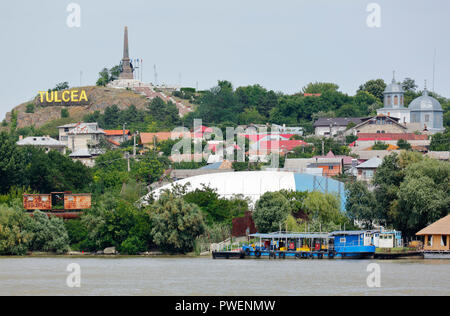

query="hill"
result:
[3,86,151,130]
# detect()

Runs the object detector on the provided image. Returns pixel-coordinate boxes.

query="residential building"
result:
[271,124,304,136]
[346,114,407,135]
[69,148,105,167]
[17,136,66,154]
[355,157,382,182]
[58,122,105,152]
[104,129,131,146]
[314,117,364,137]
[283,157,344,177]
[139,131,191,149]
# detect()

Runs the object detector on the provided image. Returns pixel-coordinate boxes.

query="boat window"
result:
[27,197,34,201]
[41,196,48,202]
[441,236,447,247]
[340,237,346,243]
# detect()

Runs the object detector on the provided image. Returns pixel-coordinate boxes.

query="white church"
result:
[377,73,445,134]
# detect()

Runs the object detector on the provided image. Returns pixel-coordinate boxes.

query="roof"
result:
[104,130,130,136]
[352,150,401,161]
[69,149,105,157]
[330,230,374,236]
[106,138,121,146]
[57,123,79,129]
[67,123,105,135]
[409,89,443,112]
[357,133,428,141]
[250,232,330,239]
[17,136,65,147]
[384,78,404,94]
[256,140,308,151]
[140,132,190,144]
[351,115,406,131]
[426,151,450,161]
[416,215,450,236]
[313,151,354,165]
[314,117,364,127]
[356,157,383,169]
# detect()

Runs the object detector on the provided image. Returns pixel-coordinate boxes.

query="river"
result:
[0,257,449,295]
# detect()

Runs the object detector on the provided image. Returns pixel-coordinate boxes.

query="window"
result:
[425,115,430,122]
[27,197,34,201]
[68,196,74,201]
[427,236,433,247]
[442,236,447,247]
[41,196,48,202]
[340,238,346,243]
[394,95,398,106]
[64,128,69,132]
[364,170,374,179]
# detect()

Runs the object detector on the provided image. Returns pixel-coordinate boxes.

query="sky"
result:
[1,0,449,120]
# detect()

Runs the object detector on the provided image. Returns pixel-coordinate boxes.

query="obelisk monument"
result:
[119,26,134,80]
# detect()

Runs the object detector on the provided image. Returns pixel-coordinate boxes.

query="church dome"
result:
[384,79,404,94]
[409,89,443,112]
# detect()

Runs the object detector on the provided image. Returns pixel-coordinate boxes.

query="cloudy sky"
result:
[1,0,449,119]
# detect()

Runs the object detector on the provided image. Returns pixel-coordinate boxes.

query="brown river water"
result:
[0,257,449,296]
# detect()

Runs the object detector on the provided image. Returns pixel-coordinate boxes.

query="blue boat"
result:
[330,231,376,259]
[212,231,376,260]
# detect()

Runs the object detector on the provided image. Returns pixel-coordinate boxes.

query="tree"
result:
[0,132,26,194]
[96,66,119,86]
[429,131,450,151]
[302,191,346,229]
[148,192,205,253]
[53,82,69,91]
[358,79,386,102]
[302,82,339,94]
[345,181,377,228]
[183,186,248,226]
[395,159,450,236]
[253,192,290,233]
[402,78,418,92]
[397,139,411,150]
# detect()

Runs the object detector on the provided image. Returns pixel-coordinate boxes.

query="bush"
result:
[28,211,70,254]
[25,103,35,113]
[61,108,69,118]
[0,205,33,255]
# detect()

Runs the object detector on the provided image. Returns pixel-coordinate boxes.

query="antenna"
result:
[432,48,436,92]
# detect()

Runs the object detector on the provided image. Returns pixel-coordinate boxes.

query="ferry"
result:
[212,231,376,260]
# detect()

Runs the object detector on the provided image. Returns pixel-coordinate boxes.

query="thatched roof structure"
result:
[416,215,450,236]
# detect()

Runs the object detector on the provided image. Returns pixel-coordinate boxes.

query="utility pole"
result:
[126,152,131,172]
[133,131,137,157]
[321,139,325,156]
[122,123,127,143]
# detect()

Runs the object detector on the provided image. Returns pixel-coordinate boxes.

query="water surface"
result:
[0,257,449,295]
